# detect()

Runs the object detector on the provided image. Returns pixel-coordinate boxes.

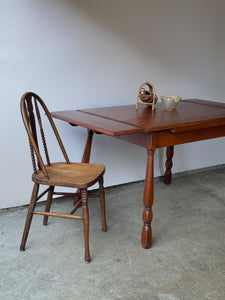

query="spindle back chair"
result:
[20,92,107,262]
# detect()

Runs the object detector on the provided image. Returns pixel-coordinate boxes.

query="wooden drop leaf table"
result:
[51,99,225,249]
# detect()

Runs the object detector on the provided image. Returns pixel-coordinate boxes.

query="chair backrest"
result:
[21,92,70,178]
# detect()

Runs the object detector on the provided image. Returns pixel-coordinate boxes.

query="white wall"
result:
[0,0,225,209]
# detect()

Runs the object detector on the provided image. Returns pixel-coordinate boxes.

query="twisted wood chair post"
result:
[20,92,107,262]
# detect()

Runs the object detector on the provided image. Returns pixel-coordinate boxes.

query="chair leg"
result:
[43,186,54,225]
[99,176,107,231]
[81,188,90,262]
[20,183,39,251]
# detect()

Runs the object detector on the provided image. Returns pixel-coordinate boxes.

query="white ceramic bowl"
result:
[161,96,182,110]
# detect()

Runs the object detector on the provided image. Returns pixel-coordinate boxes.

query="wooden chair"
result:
[20,92,107,262]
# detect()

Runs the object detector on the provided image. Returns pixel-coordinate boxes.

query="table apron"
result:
[155,125,225,148]
[114,125,225,149]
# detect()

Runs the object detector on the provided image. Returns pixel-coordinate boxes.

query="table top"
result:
[51,99,225,136]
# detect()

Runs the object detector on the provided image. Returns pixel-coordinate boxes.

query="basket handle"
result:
[138,82,156,98]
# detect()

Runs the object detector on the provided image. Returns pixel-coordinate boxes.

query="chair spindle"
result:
[29,137,37,174]
[34,98,51,166]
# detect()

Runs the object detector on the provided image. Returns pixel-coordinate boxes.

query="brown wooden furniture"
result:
[51,99,225,249]
[20,92,107,262]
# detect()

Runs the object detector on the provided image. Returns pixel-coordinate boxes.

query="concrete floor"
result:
[0,167,225,300]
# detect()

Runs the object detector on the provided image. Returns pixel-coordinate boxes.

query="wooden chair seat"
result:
[32,162,105,188]
[20,92,107,262]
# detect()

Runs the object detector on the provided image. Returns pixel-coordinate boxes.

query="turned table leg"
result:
[74,129,94,205]
[142,149,155,249]
[164,145,174,185]
[81,129,94,163]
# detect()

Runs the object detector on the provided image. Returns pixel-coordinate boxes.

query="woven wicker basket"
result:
[136,82,157,110]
